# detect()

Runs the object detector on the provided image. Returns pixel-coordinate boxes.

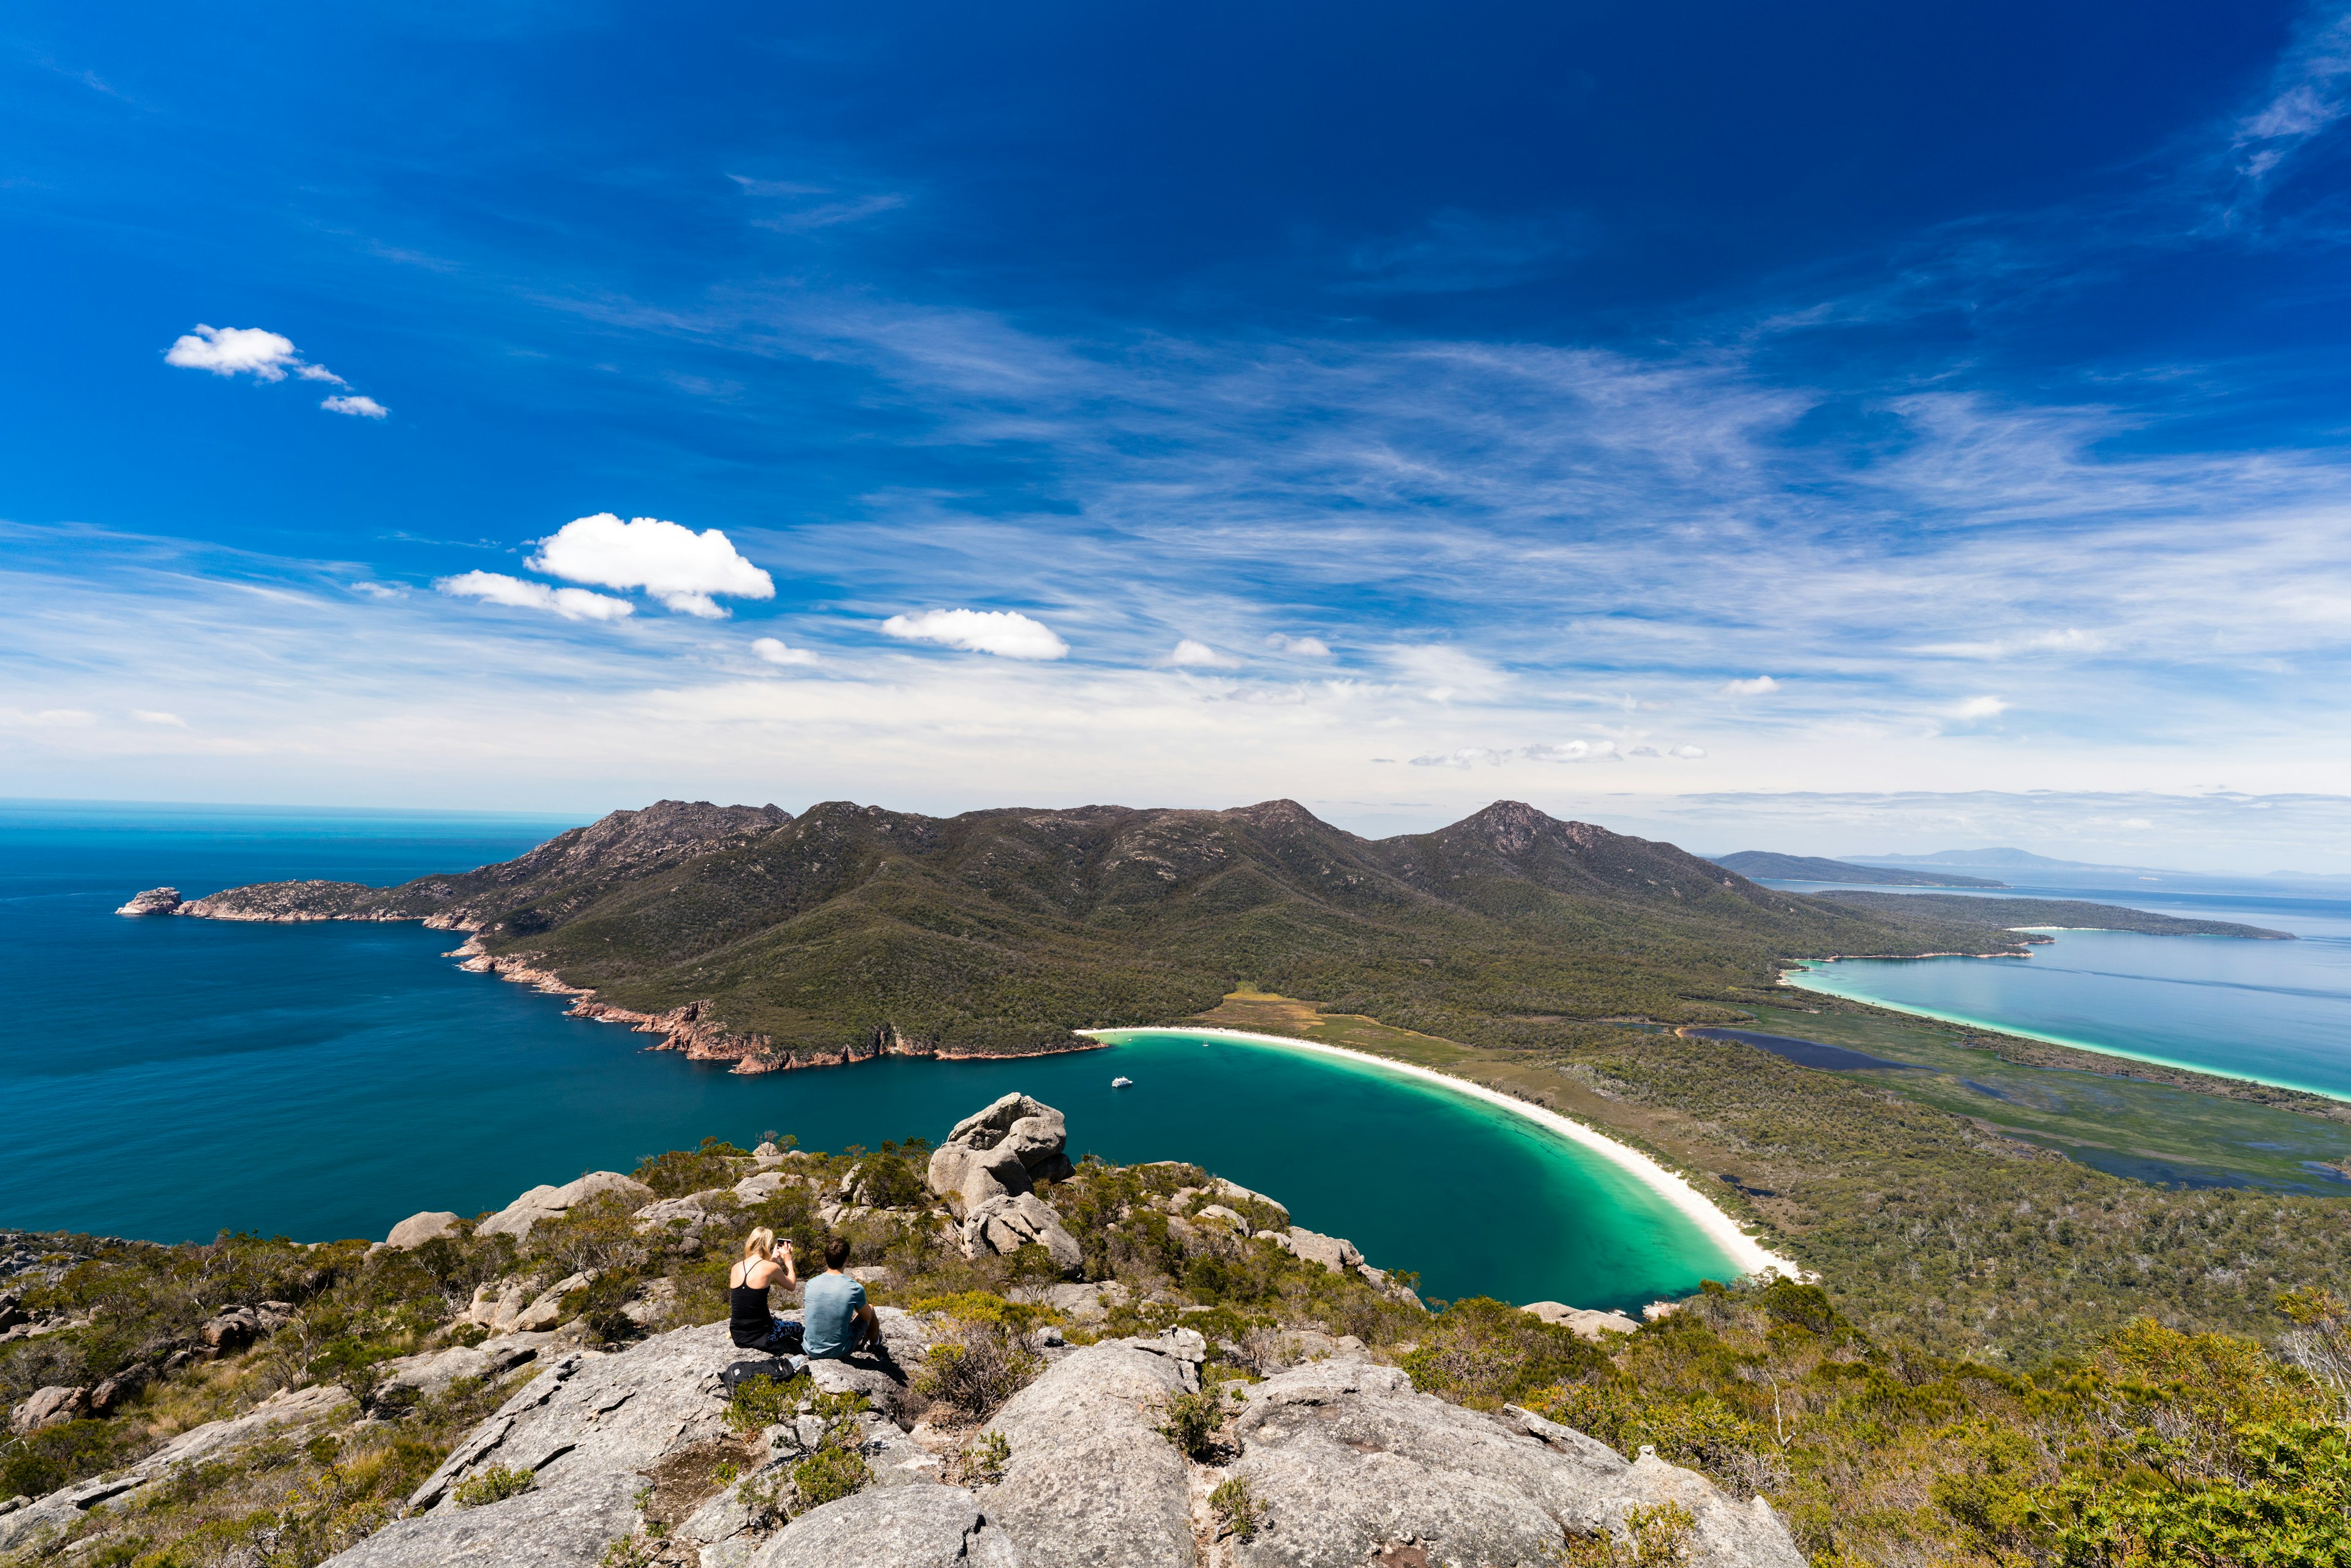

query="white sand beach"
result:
[1086,1025,1805,1285]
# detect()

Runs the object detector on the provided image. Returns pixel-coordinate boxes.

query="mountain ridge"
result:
[162,798,2262,1064]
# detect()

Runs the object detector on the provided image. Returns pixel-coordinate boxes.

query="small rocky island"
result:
[0,1095,1797,1567]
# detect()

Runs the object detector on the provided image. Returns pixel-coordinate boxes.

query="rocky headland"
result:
[0,1094,1800,1567]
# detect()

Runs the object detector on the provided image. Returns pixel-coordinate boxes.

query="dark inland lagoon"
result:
[0,801,1739,1314]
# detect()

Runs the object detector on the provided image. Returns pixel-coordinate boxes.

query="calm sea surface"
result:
[1770,874,2351,1100]
[0,801,1736,1312]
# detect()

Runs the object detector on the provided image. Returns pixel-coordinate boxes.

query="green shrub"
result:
[957,1430,1011,1485]
[1400,1297,1605,1408]
[632,1138,750,1199]
[790,1444,871,1509]
[908,1291,1058,1335]
[846,1151,926,1209]
[914,1322,1041,1422]
[1158,1389,1228,1458]
[451,1464,535,1507]
[1209,1475,1260,1541]
[723,1372,809,1435]
[0,1417,139,1502]
[1562,1500,1698,1566]
[599,1536,659,1568]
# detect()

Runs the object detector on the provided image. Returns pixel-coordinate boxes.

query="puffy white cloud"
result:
[1951,695,2010,719]
[1410,747,1512,768]
[350,582,407,599]
[529,514,774,618]
[1170,638,1239,667]
[880,607,1069,659]
[321,394,389,418]
[131,710,187,727]
[1720,675,1780,695]
[1265,633,1332,656]
[1671,743,1708,758]
[435,571,634,621]
[752,636,819,666]
[165,324,349,386]
[165,325,301,380]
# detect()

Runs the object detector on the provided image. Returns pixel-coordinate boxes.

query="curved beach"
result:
[1087,1025,1804,1283]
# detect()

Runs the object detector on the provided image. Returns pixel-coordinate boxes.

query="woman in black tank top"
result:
[729,1227,804,1355]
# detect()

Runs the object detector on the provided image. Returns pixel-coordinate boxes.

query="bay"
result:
[1766,874,2351,1100]
[0,800,1738,1313]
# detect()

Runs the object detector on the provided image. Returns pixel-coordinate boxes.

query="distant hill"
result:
[175,798,2207,1059]
[1814,890,2292,940]
[1852,847,2091,869]
[1709,852,2007,888]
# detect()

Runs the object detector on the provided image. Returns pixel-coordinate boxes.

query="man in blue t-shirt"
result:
[800,1234,882,1360]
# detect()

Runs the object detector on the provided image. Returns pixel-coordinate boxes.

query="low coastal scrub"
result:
[7,1130,2351,1568]
[1517,1278,2351,1566]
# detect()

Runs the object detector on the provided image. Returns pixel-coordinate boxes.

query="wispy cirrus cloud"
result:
[435,570,634,621]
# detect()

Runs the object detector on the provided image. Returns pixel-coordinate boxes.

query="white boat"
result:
[1111,1076,1133,1088]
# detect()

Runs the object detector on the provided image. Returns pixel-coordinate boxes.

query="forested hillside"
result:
[182,799,2279,1059]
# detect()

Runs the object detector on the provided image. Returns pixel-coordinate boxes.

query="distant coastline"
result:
[1089,1024,1805,1283]
[1782,961,2351,1105]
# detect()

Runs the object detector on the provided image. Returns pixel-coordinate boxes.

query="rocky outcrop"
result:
[1520,1301,1641,1340]
[749,1484,1021,1568]
[1276,1227,1363,1274]
[222,1301,1799,1568]
[632,1189,737,1235]
[197,1302,294,1353]
[336,1326,748,1567]
[384,1212,465,1250]
[113,887,182,915]
[1222,1356,1802,1568]
[928,1094,1078,1215]
[377,1340,545,1401]
[461,1272,595,1335]
[961,1193,1084,1278]
[977,1331,1206,1568]
[476,1173,653,1241]
[9,1385,87,1434]
[926,1095,1086,1274]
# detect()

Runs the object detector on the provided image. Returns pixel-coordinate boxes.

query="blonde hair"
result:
[741,1226,776,1262]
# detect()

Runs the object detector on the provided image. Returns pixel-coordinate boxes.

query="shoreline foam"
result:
[1085,1024,1804,1284]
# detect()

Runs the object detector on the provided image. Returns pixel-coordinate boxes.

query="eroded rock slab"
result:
[977,1338,1199,1568]
[1225,1357,1802,1568]
[327,1322,746,1568]
[749,1484,1021,1568]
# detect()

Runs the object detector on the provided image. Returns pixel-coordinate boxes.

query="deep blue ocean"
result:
[1766,872,2351,1100]
[0,801,1734,1313]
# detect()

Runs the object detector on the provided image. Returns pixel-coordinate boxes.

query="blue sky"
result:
[6,1,2351,868]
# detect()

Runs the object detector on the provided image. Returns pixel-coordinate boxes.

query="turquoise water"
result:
[1770,878,2351,1100]
[0,801,1738,1311]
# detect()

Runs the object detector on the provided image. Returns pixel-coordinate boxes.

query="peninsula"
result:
[123,798,2284,1076]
